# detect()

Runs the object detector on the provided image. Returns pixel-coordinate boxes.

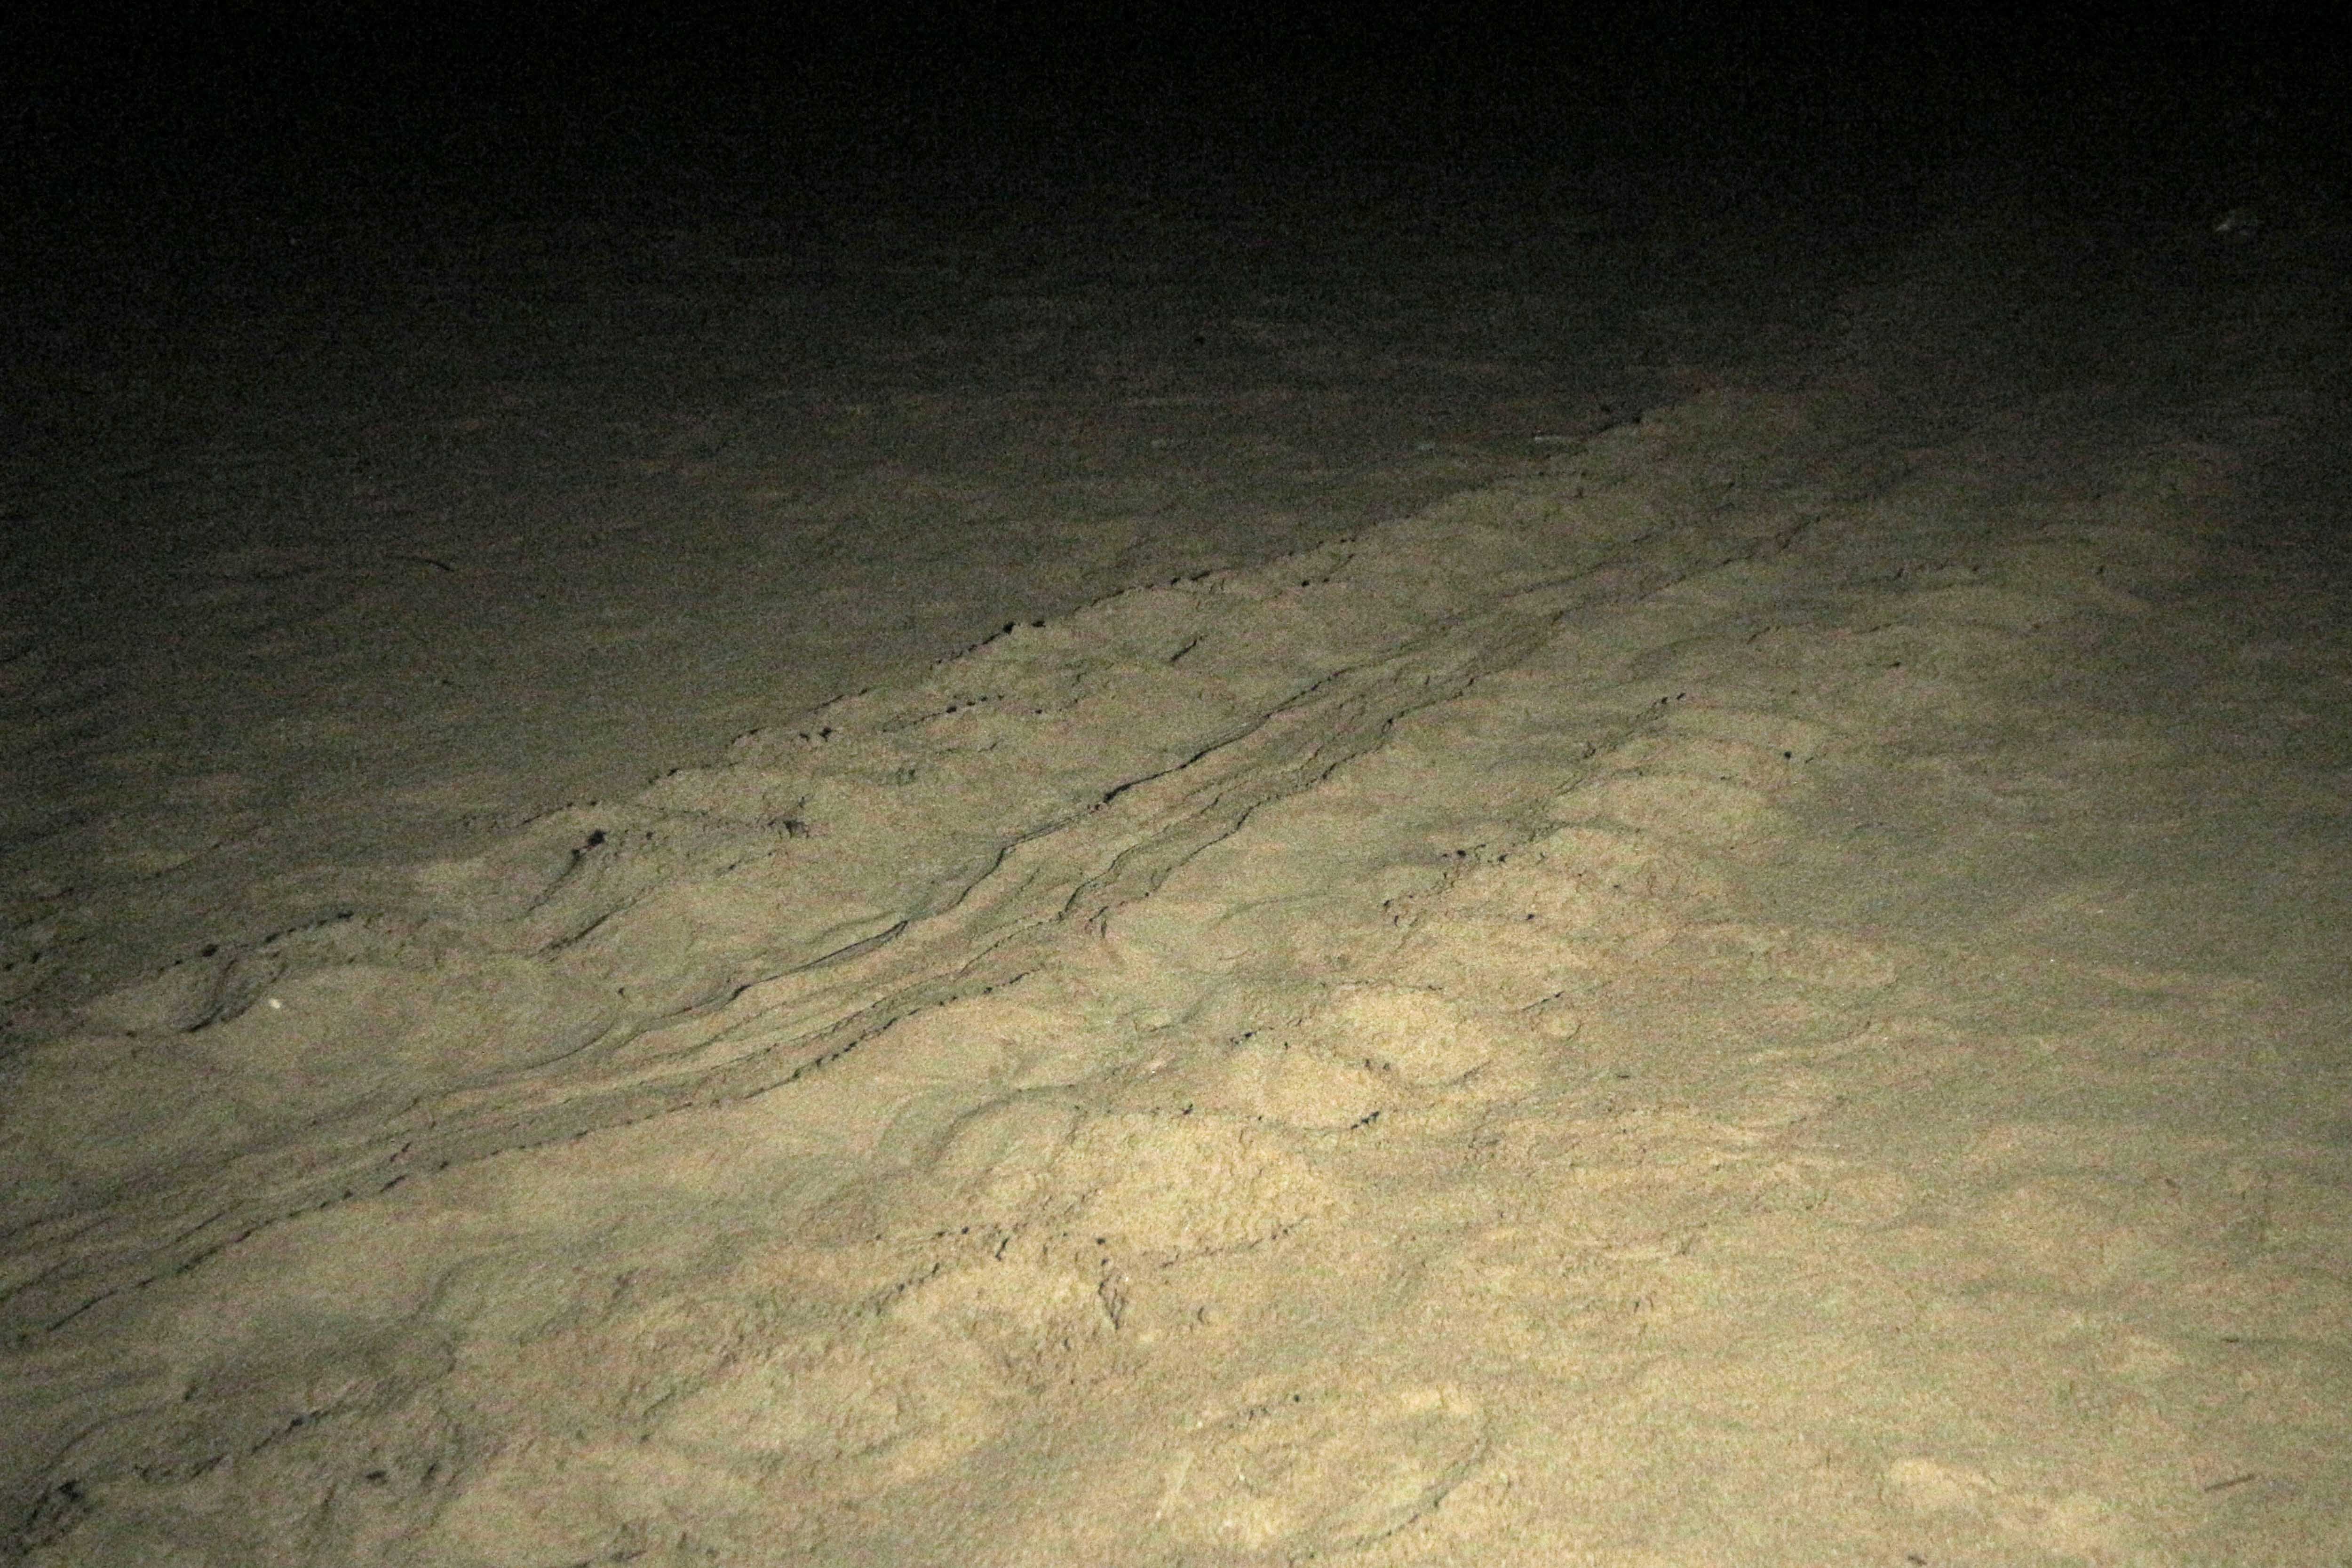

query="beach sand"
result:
[4,86,2348,1567]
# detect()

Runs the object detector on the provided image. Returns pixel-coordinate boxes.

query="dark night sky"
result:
[5,4,2335,180]
[0,2,2340,306]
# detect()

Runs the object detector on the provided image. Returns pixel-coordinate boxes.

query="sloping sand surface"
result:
[6,200,2349,1564]
[5,167,1801,1041]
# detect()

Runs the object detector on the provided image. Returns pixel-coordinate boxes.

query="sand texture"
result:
[4,185,2349,1565]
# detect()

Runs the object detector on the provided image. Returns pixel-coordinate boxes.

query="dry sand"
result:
[4,176,2349,1565]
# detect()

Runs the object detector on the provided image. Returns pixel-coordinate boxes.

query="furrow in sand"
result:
[0,412,1862,1343]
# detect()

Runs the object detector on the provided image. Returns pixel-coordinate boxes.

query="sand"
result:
[4,173,2349,1565]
